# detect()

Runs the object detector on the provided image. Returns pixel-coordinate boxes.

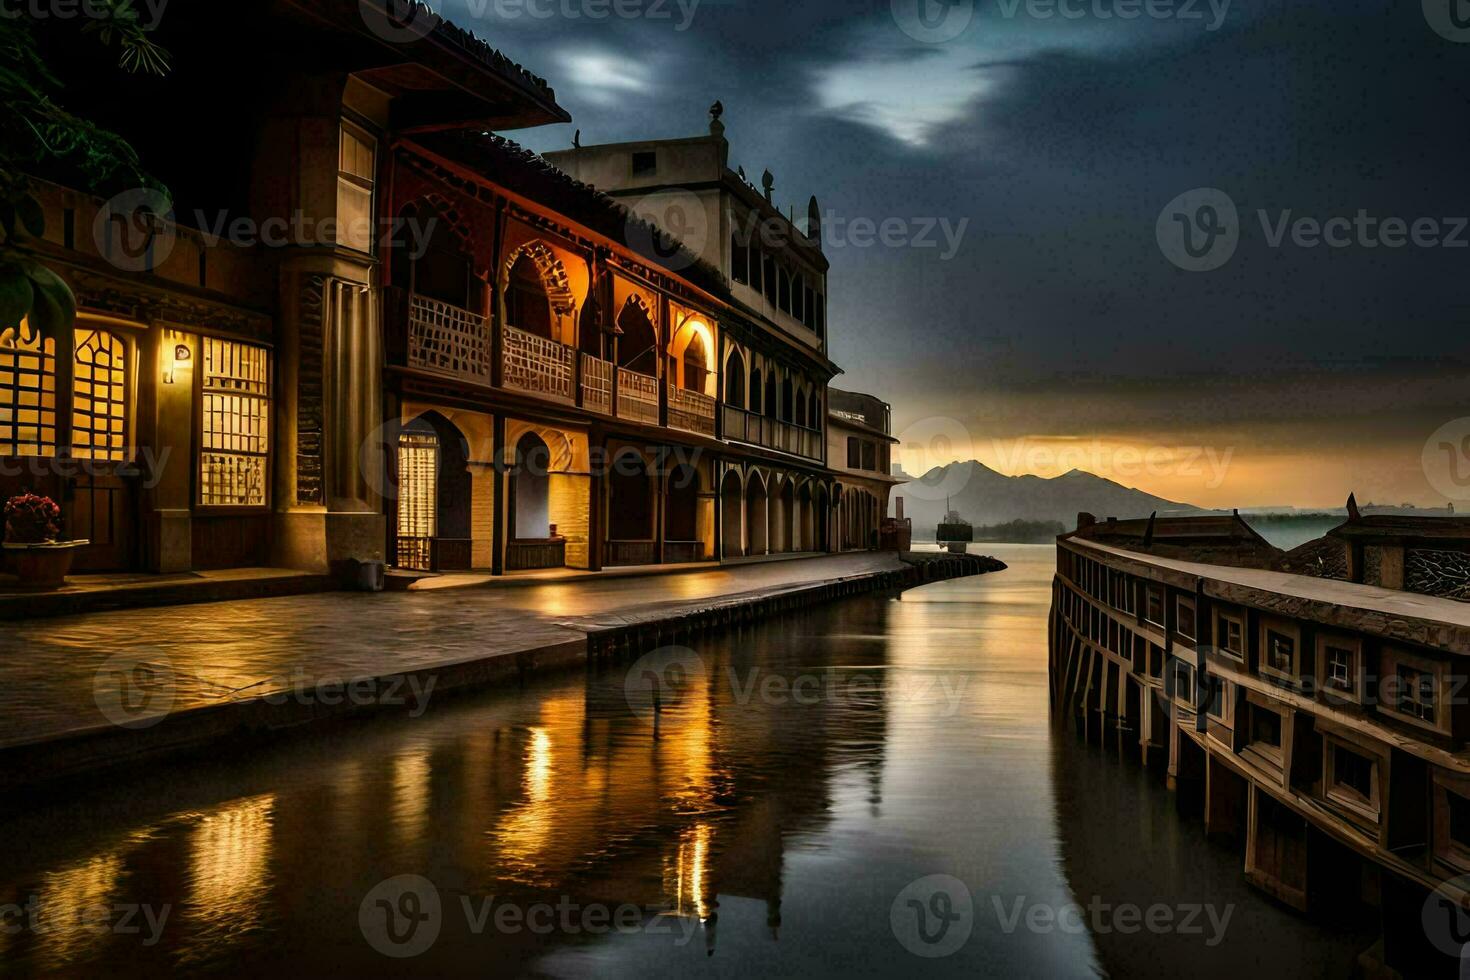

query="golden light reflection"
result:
[663,822,713,920]
[182,793,275,958]
[493,694,589,885]
[392,749,432,843]
[32,852,124,971]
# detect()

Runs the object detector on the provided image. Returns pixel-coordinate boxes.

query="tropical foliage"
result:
[0,2,168,342]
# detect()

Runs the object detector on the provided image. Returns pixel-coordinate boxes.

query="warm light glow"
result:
[179,794,275,963]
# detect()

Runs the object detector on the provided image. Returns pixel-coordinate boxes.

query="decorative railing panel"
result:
[616,368,660,425]
[668,385,716,436]
[606,540,657,567]
[503,324,575,403]
[408,294,490,384]
[664,541,705,564]
[507,538,567,571]
[581,354,613,415]
[719,407,822,461]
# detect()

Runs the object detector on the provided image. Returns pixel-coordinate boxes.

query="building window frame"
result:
[1258,615,1301,685]
[1323,736,1380,822]
[1243,693,1286,770]
[1143,585,1165,628]
[1379,646,1451,736]
[196,336,272,511]
[1314,633,1364,704]
[1433,772,1470,873]
[1214,607,1246,662]
[1175,595,1197,643]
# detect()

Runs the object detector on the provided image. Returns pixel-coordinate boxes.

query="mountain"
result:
[892,461,1207,537]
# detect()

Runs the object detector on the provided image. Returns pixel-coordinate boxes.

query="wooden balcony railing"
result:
[719,406,822,461]
[581,354,613,415]
[616,368,660,425]
[668,385,716,437]
[408,294,491,384]
[503,323,575,404]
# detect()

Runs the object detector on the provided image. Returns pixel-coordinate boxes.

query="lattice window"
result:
[396,432,438,571]
[0,325,57,457]
[72,328,128,461]
[200,337,271,507]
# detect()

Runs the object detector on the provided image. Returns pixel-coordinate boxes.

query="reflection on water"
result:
[0,546,1370,977]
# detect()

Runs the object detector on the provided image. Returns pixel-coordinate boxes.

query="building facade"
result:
[0,2,889,582]
[1051,512,1470,976]
[825,388,901,552]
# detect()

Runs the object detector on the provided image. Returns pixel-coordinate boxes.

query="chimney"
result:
[895,497,904,520]
[1077,512,1096,530]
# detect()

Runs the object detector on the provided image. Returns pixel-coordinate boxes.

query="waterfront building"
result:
[1050,509,1470,976]
[824,389,900,551]
[0,2,899,583]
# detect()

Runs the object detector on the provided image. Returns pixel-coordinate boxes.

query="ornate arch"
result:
[501,241,577,317]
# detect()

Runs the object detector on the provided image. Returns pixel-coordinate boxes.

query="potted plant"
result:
[2,493,88,589]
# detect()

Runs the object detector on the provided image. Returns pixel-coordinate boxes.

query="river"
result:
[0,545,1376,977]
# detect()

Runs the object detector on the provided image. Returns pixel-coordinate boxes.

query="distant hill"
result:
[894,461,1206,539]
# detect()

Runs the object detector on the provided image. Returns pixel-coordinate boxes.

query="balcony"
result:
[581,354,613,415]
[721,405,822,461]
[407,293,491,385]
[616,368,660,425]
[668,385,716,437]
[502,323,575,404]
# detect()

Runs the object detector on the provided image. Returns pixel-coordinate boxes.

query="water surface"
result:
[0,545,1372,976]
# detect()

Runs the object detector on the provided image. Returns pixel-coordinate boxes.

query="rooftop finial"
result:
[572,129,581,149]
[709,100,725,137]
[761,168,774,202]
[1347,492,1361,521]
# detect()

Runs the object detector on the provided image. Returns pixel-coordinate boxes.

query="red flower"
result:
[4,493,62,544]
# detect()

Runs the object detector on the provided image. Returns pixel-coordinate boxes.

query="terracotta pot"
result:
[2,540,89,591]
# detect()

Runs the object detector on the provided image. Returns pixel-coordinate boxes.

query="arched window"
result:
[72,328,127,461]
[724,351,745,408]
[407,206,472,309]
[616,299,658,376]
[748,368,762,415]
[808,389,821,429]
[682,338,707,393]
[794,385,807,427]
[780,376,794,424]
[777,268,791,314]
[762,255,777,305]
[665,462,698,542]
[505,253,552,338]
[512,432,552,540]
[764,370,777,418]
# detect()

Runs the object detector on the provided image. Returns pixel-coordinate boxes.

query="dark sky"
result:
[440,0,1469,508]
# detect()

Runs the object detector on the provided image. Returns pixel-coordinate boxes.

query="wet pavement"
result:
[0,552,906,748]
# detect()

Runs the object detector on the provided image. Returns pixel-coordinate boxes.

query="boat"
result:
[936,498,974,554]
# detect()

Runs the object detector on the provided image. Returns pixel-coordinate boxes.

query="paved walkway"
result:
[0,552,908,750]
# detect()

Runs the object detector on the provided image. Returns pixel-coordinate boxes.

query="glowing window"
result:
[0,324,57,457]
[72,328,128,461]
[199,338,271,507]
